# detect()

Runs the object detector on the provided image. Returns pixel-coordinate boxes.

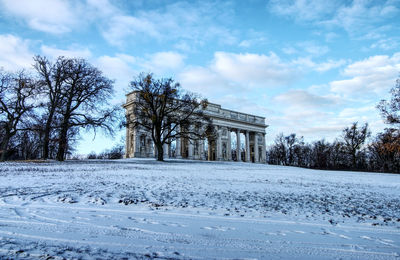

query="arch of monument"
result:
[124,93,268,163]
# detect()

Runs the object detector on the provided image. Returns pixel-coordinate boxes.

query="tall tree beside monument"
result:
[53,58,119,161]
[127,73,212,161]
[33,56,72,160]
[0,70,40,161]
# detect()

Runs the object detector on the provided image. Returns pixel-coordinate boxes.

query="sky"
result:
[0,0,399,155]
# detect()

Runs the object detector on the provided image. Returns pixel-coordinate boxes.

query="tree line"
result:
[267,78,400,173]
[0,56,120,161]
[1,54,399,172]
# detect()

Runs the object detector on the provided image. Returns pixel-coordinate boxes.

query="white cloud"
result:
[102,15,161,46]
[178,66,230,96]
[268,0,340,22]
[330,53,400,96]
[179,51,300,97]
[239,37,268,48]
[298,41,329,56]
[269,0,399,36]
[212,52,297,87]
[100,1,236,47]
[142,52,185,75]
[95,54,137,98]
[292,57,346,72]
[85,0,119,17]
[282,41,330,57]
[0,34,33,71]
[370,38,399,50]
[41,45,92,59]
[0,0,79,34]
[326,0,400,34]
[274,89,339,108]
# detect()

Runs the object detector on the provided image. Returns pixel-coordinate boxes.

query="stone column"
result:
[207,139,211,160]
[254,132,259,163]
[217,127,222,160]
[188,126,194,159]
[188,140,193,159]
[149,139,154,157]
[125,125,130,158]
[261,133,266,163]
[200,139,206,160]
[176,125,182,159]
[163,130,169,158]
[236,129,241,162]
[245,130,250,162]
[134,129,140,157]
[227,128,231,160]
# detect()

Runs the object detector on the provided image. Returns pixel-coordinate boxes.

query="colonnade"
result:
[125,125,266,163]
[124,92,268,163]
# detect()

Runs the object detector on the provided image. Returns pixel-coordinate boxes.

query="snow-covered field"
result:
[0,159,399,259]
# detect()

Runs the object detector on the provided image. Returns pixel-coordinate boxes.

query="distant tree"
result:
[127,73,212,161]
[378,77,400,128]
[341,122,371,169]
[33,55,72,159]
[285,133,297,165]
[0,70,40,161]
[311,139,330,169]
[54,58,119,161]
[273,133,287,165]
[87,151,97,159]
[329,140,347,169]
[369,128,400,173]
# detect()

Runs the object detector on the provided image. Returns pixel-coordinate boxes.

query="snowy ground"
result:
[0,159,399,259]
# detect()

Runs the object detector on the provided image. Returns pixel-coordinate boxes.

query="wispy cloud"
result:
[0,34,33,70]
[269,0,400,36]
[100,1,237,48]
[330,53,400,96]
[41,45,92,59]
[0,0,81,34]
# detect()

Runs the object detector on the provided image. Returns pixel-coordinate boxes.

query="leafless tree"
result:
[54,58,119,161]
[127,73,212,161]
[342,122,370,169]
[33,55,72,159]
[0,70,40,161]
[378,77,400,128]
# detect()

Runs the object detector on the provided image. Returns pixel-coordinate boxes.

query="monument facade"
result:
[124,92,268,163]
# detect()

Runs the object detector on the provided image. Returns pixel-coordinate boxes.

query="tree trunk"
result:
[156,143,164,161]
[43,107,56,159]
[352,151,357,169]
[43,121,51,159]
[0,136,10,162]
[56,122,68,161]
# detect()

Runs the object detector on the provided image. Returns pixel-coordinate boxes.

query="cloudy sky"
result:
[0,0,399,154]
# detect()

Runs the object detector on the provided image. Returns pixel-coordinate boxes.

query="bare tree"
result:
[55,58,119,161]
[369,128,400,173]
[378,77,400,128]
[342,122,370,169]
[0,70,39,161]
[127,73,212,161]
[33,55,72,159]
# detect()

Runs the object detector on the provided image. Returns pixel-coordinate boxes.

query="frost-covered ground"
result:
[0,159,399,259]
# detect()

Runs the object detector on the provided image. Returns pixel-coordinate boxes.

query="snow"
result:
[0,159,399,259]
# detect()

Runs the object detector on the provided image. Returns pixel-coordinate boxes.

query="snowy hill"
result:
[0,159,399,259]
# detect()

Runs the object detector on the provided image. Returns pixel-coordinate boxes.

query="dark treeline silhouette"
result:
[87,144,125,160]
[268,77,400,173]
[267,125,399,173]
[0,56,120,161]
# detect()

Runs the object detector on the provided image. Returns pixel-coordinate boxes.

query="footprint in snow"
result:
[202,226,235,231]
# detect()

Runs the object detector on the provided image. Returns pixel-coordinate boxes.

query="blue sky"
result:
[0,0,399,154]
